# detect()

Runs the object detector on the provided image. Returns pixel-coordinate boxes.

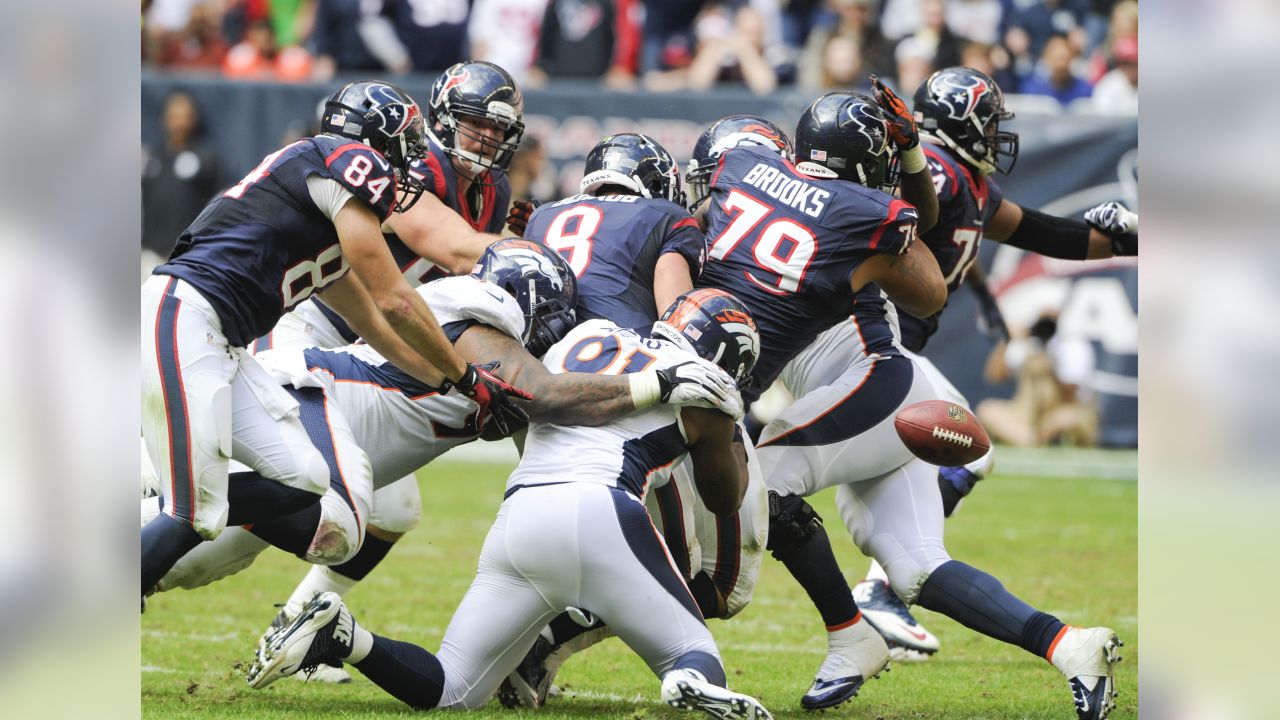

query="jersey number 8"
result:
[281,244,349,308]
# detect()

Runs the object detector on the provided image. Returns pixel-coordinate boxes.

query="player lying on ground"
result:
[825,67,1138,664]
[146,240,742,608]
[141,79,529,602]
[248,290,773,720]
[753,85,1124,719]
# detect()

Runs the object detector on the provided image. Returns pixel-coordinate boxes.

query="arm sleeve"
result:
[306,175,357,221]
[659,214,708,277]
[1002,206,1091,260]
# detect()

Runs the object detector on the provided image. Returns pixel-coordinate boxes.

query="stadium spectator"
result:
[527,0,641,89]
[877,0,923,41]
[1018,34,1092,106]
[959,40,1018,97]
[308,0,382,79]
[1001,0,1090,83]
[640,0,708,90]
[946,0,1003,45]
[779,0,833,49]
[1090,34,1137,115]
[142,92,221,267]
[222,18,277,79]
[149,1,228,70]
[468,0,548,85]
[893,35,935,100]
[1085,0,1136,81]
[687,4,783,95]
[978,311,1099,447]
[892,0,963,73]
[358,0,471,75]
[265,0,312,48]
[797,0,892,90]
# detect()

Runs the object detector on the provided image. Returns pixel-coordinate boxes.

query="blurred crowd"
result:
[143,0,1137,114]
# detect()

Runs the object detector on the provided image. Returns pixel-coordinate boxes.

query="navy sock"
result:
[916,560,1039,646]
[688,572,724,619]
[248,503,321,557]
[352,634,444,709]
[329,534,396,581]
[673,650,726,687]
[937,466,980,518]
[937,474,965,517]
[226,471,319,525]
[1021,611,1067,659]
[141,514,202,595]
[771,524,858,628]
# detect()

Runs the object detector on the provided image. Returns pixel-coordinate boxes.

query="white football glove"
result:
[655,359,746,422]
[1084,201,1138,234]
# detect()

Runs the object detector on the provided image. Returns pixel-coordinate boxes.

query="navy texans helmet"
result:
[686,115,793,212]
[653,289,760,387]
[427,61,525,180]
[580,133,686,208]
[913,67,1018,175]
[794,92,900,193]
[321,80,427,212]
[471,238,577,358]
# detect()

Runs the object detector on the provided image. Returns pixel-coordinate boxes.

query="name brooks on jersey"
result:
[739,163,831,219]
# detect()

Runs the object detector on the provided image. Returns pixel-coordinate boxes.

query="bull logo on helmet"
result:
[843,103,889,156]
[437,65,471,100]
[930,73,992,121]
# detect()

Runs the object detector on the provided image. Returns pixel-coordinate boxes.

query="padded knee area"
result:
[866,535,950,605]
[368,478,423,534]
[764,491,823,554]
[304,493,365,566]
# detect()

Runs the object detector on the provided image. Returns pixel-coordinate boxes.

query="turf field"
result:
[142,457,1137,719]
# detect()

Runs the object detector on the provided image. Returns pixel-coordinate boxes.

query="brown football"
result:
[894,400,991,466]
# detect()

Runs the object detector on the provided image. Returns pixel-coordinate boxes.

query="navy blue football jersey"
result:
[309,137,512,343]
[156,135,398,347]
[525,193,706,330]
[697,145,918,399]
[898,144,1005,352]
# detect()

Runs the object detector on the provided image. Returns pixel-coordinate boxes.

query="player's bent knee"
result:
[876,542,951,605]
[304,493,365,566]
[161,528,270,591]
[764,491,824,555]
[368,478,423,534]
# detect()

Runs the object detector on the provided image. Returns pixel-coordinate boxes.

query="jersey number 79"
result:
[707,190,816,295]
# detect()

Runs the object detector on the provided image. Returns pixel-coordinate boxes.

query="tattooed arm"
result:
[453,324,638,426]
[849,236,947,317]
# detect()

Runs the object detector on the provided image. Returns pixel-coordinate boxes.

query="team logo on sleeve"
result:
[929,74,993,121]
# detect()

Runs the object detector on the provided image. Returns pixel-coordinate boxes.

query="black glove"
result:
[505,199,539,237]
[449,362,533,436]
[973,290,1009,344]
[870,74,919,151]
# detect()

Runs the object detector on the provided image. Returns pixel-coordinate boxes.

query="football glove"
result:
[973,287,1010,344]
[1084,201,1139,256]
[506,199,539,237]
[448,362,533,436]
[655,359,745,422]
[870,75,919,151]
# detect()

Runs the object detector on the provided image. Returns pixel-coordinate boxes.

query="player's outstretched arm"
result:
[680,406,748,516]
[986,198,1138,259]
[332,199,470,385]
[852,236,948,318]
[653,252,695,319]
[383,190,500,275]
[318,272,451,385]
[454,325,744,426]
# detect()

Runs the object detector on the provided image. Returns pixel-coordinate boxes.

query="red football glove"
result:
[505,200,538,237]
[451,362,533,436]
[870,74,919,151]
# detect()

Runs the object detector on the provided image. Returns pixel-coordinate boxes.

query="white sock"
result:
[864,559,889,584]
[344,624,374,663]
[284,565,358,618]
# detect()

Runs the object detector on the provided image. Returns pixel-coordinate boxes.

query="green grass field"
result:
[142,460,1137,719]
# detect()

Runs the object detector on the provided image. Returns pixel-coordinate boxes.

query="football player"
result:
[141,80,530,600]
[147,240,742,603]
[819,67,1138,669]
[247,290,772,720]
[760,79,1124,719]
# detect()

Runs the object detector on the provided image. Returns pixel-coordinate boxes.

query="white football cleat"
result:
[1048,626,1123,720]
[800,618,890,711]
[661,668,772,720]
[852,579,939,662]
[256,602,353,684]
[247,592,352,689]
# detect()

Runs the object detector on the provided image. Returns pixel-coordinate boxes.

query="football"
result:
[894,400,991,466]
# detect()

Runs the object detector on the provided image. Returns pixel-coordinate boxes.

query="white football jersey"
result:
[508,320,700,499]
[255,276,528,488]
